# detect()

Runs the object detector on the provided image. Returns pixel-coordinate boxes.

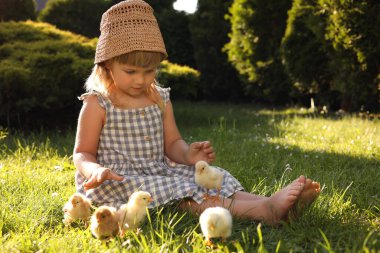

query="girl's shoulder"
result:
[154,82,171,103]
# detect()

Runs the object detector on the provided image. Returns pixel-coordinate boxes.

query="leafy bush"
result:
[0,21,96,127]
[38,0,110,38]
[158,60,200,100]
[0,0,36,21]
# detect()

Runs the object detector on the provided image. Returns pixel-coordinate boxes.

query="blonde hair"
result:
[85,51,166,112]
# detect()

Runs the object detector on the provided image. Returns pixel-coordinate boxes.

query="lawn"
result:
[0,102,379,252]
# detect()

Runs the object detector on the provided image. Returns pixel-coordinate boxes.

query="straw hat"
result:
[94,0,168,64]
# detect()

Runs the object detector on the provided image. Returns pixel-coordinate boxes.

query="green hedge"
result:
[0,21,199,128]
[158,61,200,100]
[0,21,95,128]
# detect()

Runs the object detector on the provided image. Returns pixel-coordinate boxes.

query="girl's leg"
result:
[232,177,320,207]
[180,176,306,225]
[231,191,267,201]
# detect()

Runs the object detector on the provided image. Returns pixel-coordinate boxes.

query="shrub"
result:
[0,21,96,128]
[0,0,36,21]
[158,60,200,100]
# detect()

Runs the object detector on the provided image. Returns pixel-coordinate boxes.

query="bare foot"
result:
[289,178,320,220]
[265,175,306,224]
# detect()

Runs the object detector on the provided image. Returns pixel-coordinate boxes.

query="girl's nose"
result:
[135,73,146,85]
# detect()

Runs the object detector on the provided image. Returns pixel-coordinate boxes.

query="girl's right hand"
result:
[83,167,124,191]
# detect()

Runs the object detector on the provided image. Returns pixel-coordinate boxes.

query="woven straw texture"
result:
[95,0,167,64]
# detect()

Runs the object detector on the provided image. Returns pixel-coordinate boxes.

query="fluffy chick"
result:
[195,160,224,200]
[62,193,92,227]
[199,207,232,246]
[117,191,153,236]
[90,206,119,241]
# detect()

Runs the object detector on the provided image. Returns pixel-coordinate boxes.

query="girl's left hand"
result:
[186,141,216,165]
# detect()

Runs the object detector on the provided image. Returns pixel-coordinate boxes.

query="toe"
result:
[298,175,306,184]
[304,179,312,189]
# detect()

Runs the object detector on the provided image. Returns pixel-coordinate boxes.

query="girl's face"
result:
[107,61,157,98]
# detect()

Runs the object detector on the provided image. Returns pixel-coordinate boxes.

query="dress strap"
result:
[78,91,108,109]
[155,82,171,103]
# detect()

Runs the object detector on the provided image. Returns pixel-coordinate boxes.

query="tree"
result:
[281,0,380,111]
[0,0,36,21]
[225,0,293,104]
[39,0,111,38]
[190,0,243,101]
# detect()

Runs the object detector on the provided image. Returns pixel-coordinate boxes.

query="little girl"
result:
[74,0,320,225]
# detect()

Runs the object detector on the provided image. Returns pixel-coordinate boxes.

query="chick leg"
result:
[84,219,90,228]
[205,237,213,247]
[62,214,74,226]
[202,189,210,200]
[216,188,221,201]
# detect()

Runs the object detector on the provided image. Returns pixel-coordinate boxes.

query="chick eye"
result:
[143,198,146,200]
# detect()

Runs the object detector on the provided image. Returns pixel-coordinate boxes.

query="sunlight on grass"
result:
[1,104,379,252]
[269,116,379,160]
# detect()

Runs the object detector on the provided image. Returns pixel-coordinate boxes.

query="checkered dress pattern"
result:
[75,85,244,209]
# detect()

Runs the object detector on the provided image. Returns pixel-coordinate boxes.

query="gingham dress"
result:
[75,85,244,209]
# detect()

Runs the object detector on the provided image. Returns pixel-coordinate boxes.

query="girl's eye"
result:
[124,70,135,74]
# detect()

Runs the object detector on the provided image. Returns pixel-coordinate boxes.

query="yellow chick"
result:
[199,207,232,246]
[90,206,120,241]
[195,160,224,200]
[117,191,153,236]
[62,193,92,227]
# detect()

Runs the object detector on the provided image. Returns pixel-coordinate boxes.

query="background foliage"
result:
[281,0,380,111]
[0,0,379,128]
[0,0,36,21]
[38,0,110,38]
[225,0,294,105]
[190,0,244,101]
[0,21,95,128]
[0,21,199,128]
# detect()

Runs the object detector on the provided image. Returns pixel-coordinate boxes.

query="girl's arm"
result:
[73,95,123,190]
[163,101,215,165]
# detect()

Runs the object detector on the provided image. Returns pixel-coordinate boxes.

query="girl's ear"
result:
[104,61,112,70]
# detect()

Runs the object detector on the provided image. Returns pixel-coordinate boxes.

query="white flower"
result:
[54,165,63,171]
[51,192,59,197]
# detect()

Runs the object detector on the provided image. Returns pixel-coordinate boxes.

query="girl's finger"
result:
[84,177,97,190]
[110,172,124,181]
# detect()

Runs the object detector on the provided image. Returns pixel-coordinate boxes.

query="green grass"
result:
[0,102,379,252]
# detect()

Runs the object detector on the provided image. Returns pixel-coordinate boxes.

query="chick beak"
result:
[210,224,215,231]
[148,197,153,203]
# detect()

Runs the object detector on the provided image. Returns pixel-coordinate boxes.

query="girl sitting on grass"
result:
[73,0,320,225]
